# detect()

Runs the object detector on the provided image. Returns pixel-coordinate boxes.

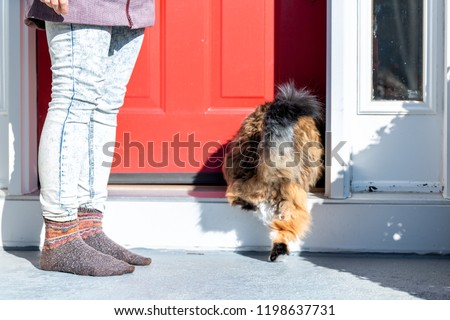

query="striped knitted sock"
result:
[78,209,152,266]
[40,218,135,276]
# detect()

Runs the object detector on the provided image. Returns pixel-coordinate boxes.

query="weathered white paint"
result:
[351,181,442,193]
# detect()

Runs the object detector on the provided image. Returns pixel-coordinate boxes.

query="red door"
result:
[37,0,326,184]
[114,0,274,183]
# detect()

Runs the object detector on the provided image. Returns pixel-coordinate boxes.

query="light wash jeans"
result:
[39,22,144,222]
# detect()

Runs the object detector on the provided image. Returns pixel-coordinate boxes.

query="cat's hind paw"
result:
[268,243,289,262]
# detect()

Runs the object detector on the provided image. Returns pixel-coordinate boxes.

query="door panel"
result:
[220,0,267,97]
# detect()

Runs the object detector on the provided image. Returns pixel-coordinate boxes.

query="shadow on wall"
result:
[190,145,273,251]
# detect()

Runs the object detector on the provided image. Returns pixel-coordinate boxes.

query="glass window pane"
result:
[372,0,423,101]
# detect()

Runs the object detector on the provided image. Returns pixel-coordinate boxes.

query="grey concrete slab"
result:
[0,249,449,300]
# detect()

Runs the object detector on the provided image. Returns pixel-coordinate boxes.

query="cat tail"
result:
[261,82,322,170]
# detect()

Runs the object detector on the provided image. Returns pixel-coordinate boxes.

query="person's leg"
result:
[39,22,135,276]
[76,26,151,266]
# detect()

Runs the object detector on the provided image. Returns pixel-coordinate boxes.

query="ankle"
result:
[43,218,80,251]
[78,207,103,239]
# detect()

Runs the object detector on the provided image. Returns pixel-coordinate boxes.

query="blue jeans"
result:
[39,22,145,221]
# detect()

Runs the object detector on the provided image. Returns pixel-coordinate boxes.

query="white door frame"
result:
[2,0,38,195]
[444,1,450,199]
[325,0,356,199]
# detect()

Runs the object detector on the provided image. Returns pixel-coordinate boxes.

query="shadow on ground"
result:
[300,252,450,300]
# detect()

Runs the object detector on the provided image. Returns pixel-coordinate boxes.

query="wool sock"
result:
[78,209,152,266]
[40,218,135,276]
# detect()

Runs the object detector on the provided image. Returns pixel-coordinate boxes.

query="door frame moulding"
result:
[3,0,38,195]
[325,0,356,199]
[444,0,450,199]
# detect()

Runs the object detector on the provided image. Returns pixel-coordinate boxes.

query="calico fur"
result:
[222,83,324,261]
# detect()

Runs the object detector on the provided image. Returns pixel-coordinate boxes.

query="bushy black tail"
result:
[263,82,322,144]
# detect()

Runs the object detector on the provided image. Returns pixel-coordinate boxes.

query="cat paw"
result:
[268,243,290,262]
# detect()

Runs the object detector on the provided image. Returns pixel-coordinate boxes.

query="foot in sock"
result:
[40,219,135,276]
[78,209,152,266]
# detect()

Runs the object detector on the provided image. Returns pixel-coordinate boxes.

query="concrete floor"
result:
[1,249,450,300]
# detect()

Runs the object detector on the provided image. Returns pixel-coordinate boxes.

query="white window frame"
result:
[358,0,440,115]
